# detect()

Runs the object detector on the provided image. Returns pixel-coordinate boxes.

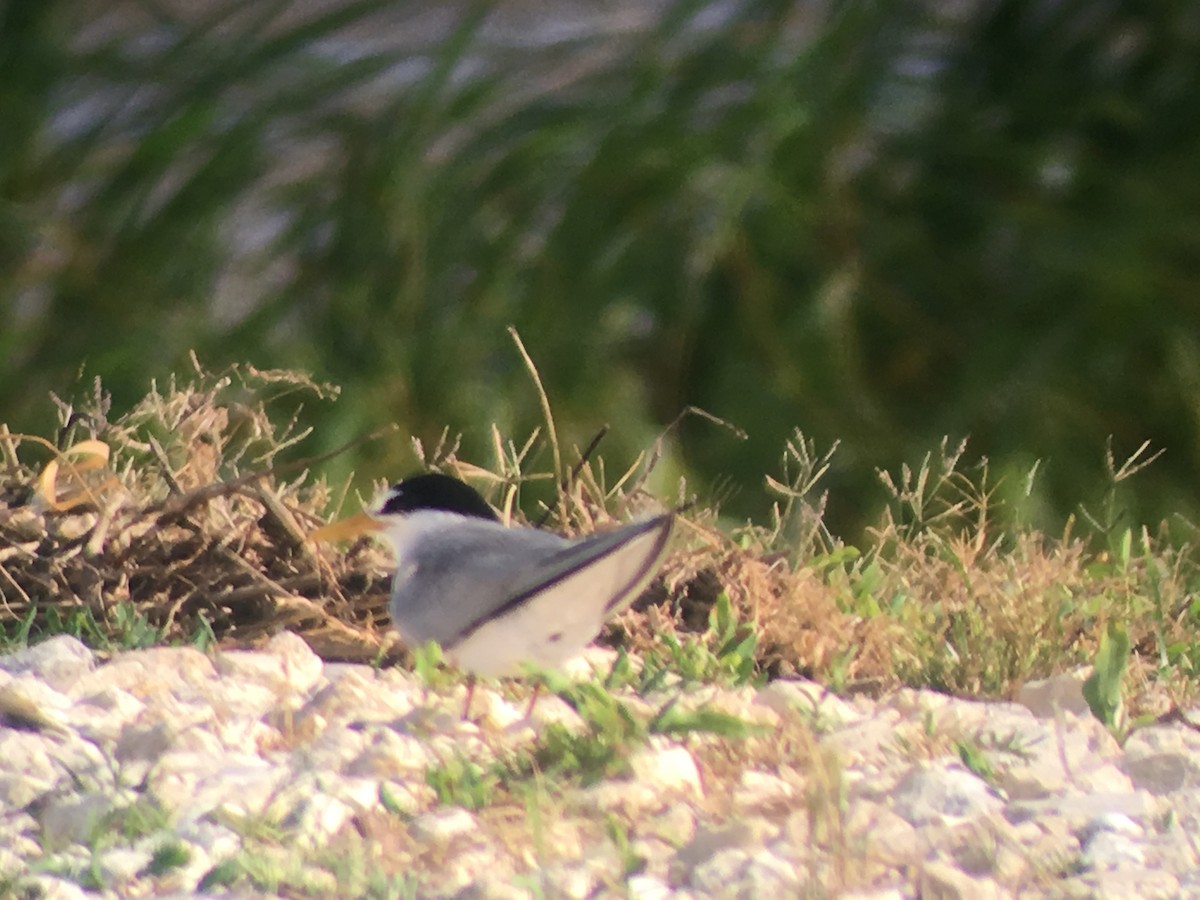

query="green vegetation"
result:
[426,754,498,811]
[623,592,763,691]
[5,371,1199,894]
[416,665,762,806]
[3,2,1199,534]
[511,677,760,787]
[1083,622,1132,742]
[3,364,1200,719]
[143,842,192,879]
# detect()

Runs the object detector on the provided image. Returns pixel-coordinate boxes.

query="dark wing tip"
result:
[603,513,676,615]
[445,511,677,650]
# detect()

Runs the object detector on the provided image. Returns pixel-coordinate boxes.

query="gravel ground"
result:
[1,632,1198,898]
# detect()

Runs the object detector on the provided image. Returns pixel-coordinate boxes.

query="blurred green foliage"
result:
[3,0,1199,537]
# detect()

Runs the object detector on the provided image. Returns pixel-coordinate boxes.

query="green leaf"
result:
[1083,622,1130,734]
[649,703,765,739]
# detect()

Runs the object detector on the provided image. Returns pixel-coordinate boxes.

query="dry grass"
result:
[0,361,396,661]
[2,364,1199,720]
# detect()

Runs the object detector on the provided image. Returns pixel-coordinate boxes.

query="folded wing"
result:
[447,515,675,676]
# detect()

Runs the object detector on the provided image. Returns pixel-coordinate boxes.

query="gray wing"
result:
[389,520,570,647]
[445,515,675,669]
[389,516,674,671]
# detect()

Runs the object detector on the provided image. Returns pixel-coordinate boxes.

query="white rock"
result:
[11,639,1200,896]
[891,762,1003,826]
[629,744,702,799]
[541,862,598,899]
[626,874,675,899]
[211,710,278,752]
[1121,751,1200,795]
[1079,830,1146,871]
[733,769,798,814]
[1074,762,1136,795]
[888,687,956,717]
[630,834,676,868]
[177,819,242,861]
[688,847,750,893]
[96,845,153,884]
[322,661,378,681]
[266,630,326,691]
[20,876,89,900]
[442,846,506,893]
[135,690,218,736]
[0,675,72,731]
[411,806,479,843]
[580,780,662,816]
[1078,869,1181,898]
[299,666,418,727]
[527,693,585,731]
[919,861,1006,900]
[36,791,121,846]
[821,708,905,764]
[214,631,324,698]
[0,833,37,875]
[846,806,920,864]
[474,688,526,729]
[0,769,56,809]
[72,686,146,745]
[290,793,354,848]
[559,646,620,681]
[743,848,802,893]
[995,714,1123,798]
[1079,811,1143,841]
[675,821,776,873]
[345,727,433,777]
[644,804,698,847]
[0,727,77,806]
[80,646,217,700]
[150,751,287,822]
[1005,791,1155,825]
[114,721,178,774]
[581,743,703,818]
[1123,723,1200,756]
[755,679,858,724]
[0,635,95,691]
[458,876,534,900]
[1017,669,1091,718]
[312,773,381,814]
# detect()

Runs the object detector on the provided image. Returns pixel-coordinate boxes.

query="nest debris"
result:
[0,362,731,667]
[0,364,401,662]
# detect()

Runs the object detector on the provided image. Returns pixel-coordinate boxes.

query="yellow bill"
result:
[307,510,384,543]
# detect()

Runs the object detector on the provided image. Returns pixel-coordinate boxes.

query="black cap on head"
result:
[379,473,499,522]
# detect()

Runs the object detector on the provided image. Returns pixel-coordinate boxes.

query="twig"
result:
[148,435,185,495]
[629,406,746,497]
[0,564,34,619]
[254,485,310,551]
[508,326,564,523]
[84,499,123,558]
[206,574,331,606]
[0,424,19,471]
[536,424,609,528]
[147,424,400,525]
[221,546,292,597]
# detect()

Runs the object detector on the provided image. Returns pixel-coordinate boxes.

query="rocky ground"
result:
[1,632,1198,898]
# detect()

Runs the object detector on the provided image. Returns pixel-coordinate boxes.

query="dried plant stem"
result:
[508,325,564,522]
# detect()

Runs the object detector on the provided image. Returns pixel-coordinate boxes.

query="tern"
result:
[310,473,674,680]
